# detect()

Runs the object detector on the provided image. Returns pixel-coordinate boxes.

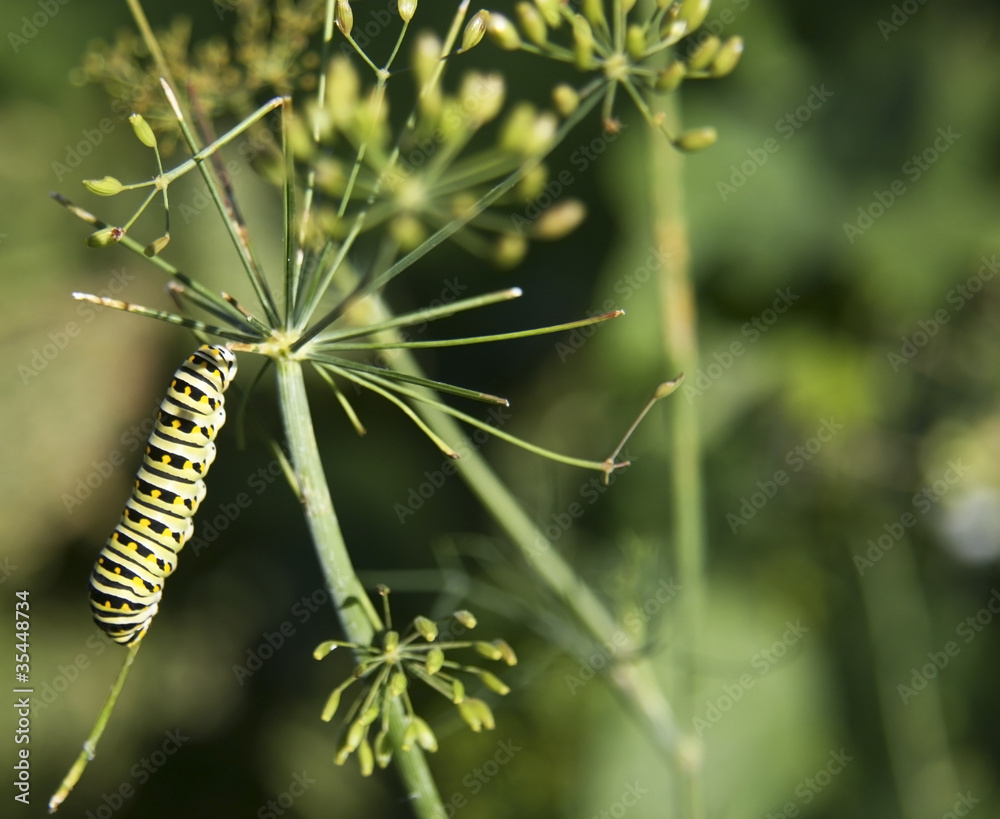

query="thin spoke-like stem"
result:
[49,641,143,812]
[294,87,605,350]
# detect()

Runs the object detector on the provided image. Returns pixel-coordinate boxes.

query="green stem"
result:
[650,95,705,819]
[403,347,680,749]
[354,294,682,758]
[48,641,143,812]
[275,358,447,819]
[858,537,958,819]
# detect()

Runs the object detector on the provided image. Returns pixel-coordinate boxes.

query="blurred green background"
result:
[2,1,999,817]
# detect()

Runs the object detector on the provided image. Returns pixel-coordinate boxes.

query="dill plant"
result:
[50,1,741,816]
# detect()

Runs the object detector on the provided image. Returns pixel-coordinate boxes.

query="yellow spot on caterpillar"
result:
[150,489,161,499]
[160,454,171,464]
[114,567,122,574]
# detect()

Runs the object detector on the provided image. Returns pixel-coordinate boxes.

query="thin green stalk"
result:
[275,358,447,819]
[650,95,705,819]
[858,537,958,819]
[341,280,683,756]
[392,343,682,752]
[49,641,143,812]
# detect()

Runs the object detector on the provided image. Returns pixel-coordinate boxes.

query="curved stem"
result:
[275,359,447,819]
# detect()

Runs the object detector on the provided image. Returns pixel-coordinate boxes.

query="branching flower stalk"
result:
[52,1,742,816]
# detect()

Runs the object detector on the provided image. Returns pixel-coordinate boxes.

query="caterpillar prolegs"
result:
[88,345,237,644]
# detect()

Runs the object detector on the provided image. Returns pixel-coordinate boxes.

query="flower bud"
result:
[571,15,595,69]
[500,104,536,154]
[344,718,365,753]
[460,10,490,53]
[389,670,408,697]
[85,226,124,247]
[357,738,374,776]
[413,32,441,87]
[403,717,437,751]
[532,199,586,240]
[676,0,711,32]
[515,2,547,46]
[128,114,156,148]
[479,671,510,695]
[414,616,438,641]
[517,163,548,200]
[321,687,342,722]
[313,640,338,660]
[398,0,417,22]
[687,35,721,71]
[83,176,124,196]
[326,56,361,127]
[494,233,528,269]
[458,697,495,732]
[415,716,438,751]
[626,24,646,59]
[383,630,399,652]
[336,0,354,35]
[451,678,466,704]
[654,376,683,399]
[315,157,346,196]
[474,641,503,661]
[460,72,506,127]
[488,13,522,50]
[659,15,688,45]
[673,126,717,152]
[453,610,477,629]
[711,36,744,78]
[144,234,170,257]
[374,727,393,767]
[552,84,579,117]
[425,647,445,675]
[390,214,427,251]
[360,704,380,726]
[523,110,558,156]
[492,639,518,666]
[457,700,482,732]
[533,0,561,27]
[655,61,686,93]
[582,0,606,29]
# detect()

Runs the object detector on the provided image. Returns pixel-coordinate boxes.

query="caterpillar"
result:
[88,344,238,645]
